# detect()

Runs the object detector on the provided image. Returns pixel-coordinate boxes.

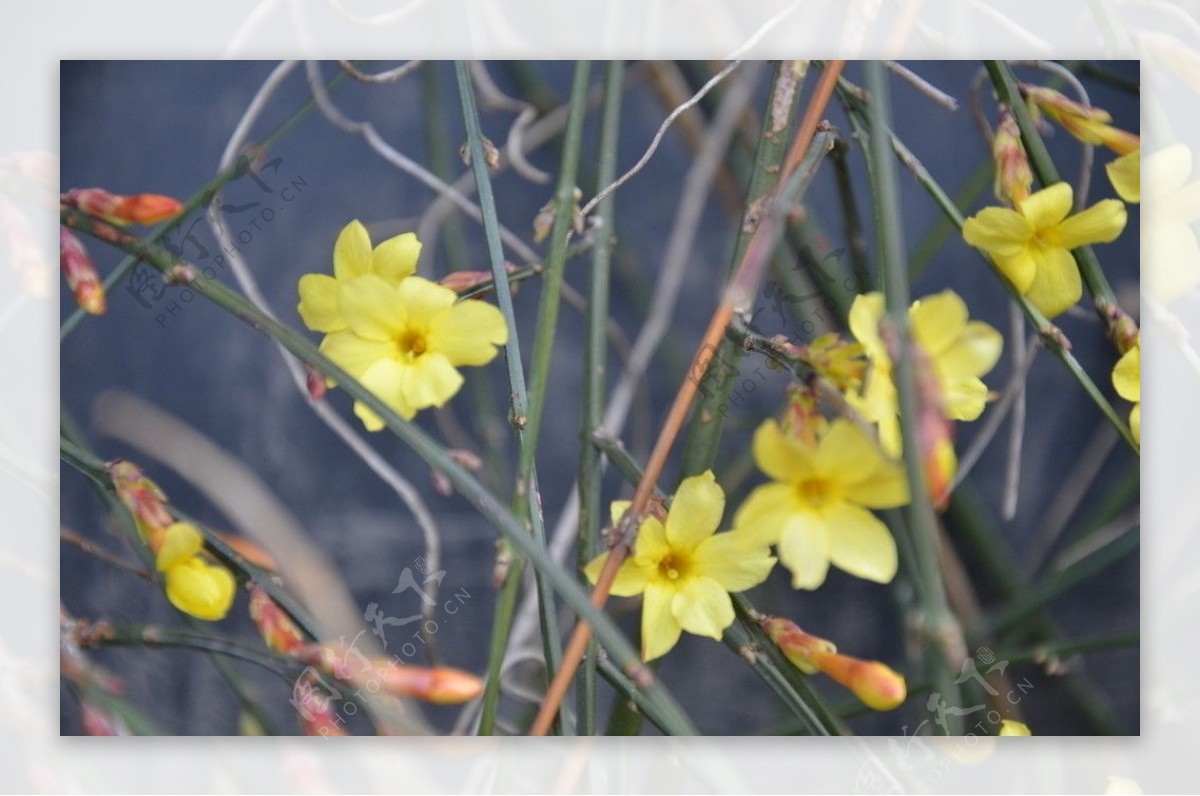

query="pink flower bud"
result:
[809,651,907,711]
[64,188,182,226]
[60,228,105,314]
[761,616,837,674]
[248,586,307,656]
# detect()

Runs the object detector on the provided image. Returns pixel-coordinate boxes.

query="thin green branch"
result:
[865,60,963,734]
[62,205,696,737]
[455,59,568,734]
[577,59,624,737]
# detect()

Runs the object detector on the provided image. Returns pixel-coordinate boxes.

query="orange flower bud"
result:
[309,642,484,705]
[1022,85,1140,155]
[993,109,1033,205]
[761,616,837,674]
[438,263,520,295]
[809,651,907,711]
[914,344,956,510]
[64,188,182,226]
[106,459,173,538]
[214,532,277,571]
[248,586,307,656]
[60,228,105,314]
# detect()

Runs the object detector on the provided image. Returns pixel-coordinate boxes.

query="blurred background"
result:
[59,60,1139,735]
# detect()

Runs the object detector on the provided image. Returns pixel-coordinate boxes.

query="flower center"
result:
[397,328,428,357]
[657,553,689,581]
[795,477,837,508]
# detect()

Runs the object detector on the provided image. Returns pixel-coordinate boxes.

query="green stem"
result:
[865,60,962,735]
[722,619,832,736]
[680,61,806,479]
[63,205,697,737]
[455,59,572,734]
[994,631,1139,664]
[85,625,298,680]
[60,65,348,341]
[984,60,1120,308]
[577,59,624,736]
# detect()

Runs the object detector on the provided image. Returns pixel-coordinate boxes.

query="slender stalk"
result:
[722,619,832,735]
[835,73,1138,453]
[994,631,1139,664]
[529,62,848,736]
[594,657,671,736]
[83,625,298,680]
[456,60,570,733]
[576,59,624,736]
[865,60,963,734]
[60,65,348,340]
[830,139,872,289]
[681,60,805,478]
[984,60,1120,308]
[63,205,696,737]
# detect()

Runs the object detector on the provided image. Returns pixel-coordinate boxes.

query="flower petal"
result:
[319,330,397,380]
[777,511,831,590]
[338,274,407,341]
[909,291,968,357]
[941,376,990,421]
[632,516,669,563]
[396,276,457,330]
[426,300,508,366]
[825,503,898,584]
[356,358,416,430]
[610,500,632,528]
[583,551,650,597]
[155,522,204,572]
[936,321,1003,381]
[642,582,683,661]
[752,419,815,483]
[371,232,421,283]
[841,458,909,509]
[815,419,888,487]
[848,292,887,358]
[1025,246,1083,318]
[1106,150,1140,203]
[1051,200,1128,249]
[397,352,464,411]
[164,558,236,621]
[1144,143,1190,201]
[1018,182,1073,230]
[962,207,1033,257]
[672,577,735,640]
[1113,346,1140,402]
[1129,403,1140,443]
[691,531,776,592]
[333,220,373,280]
[993,250,1038,294]
[664,470,725,551]
[733,482,800,545]
[297,273,346,333]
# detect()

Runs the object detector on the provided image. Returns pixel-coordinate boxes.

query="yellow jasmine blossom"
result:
[297,219,422,333]
[163,557,237,622]
[734,418,908,590]
[998,719,1032,736]
[584,471,776,661]
[1144,144,1200,302]
[1106,149,1140,203]
[1112,341,1140,443]
[153,521,204,572]
[962,182,1128,317]
[848,292,1003,456]
[319,274,508,430]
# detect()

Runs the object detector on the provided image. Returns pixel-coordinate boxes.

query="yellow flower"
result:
[1144,144,1200,302]
[297,220,422,333]
[163,557,236,621]
[1106,149,1140,203]
[998,719,1032,736]
[1112,341,1140,443]
[153,521,204,571]
[848,292,1003,456]
[734,418,908,589]
[963,182,1128,317]
[1023,85,1139,155]
[320,274,507,429]
[584,471,776,661]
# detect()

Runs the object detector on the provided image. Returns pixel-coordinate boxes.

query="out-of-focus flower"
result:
[962,182,1127,317]
[1107,150,1140,203]
[1113,340,1140,444]
[0,192,51,297]
[794,333,866,394]
[993,109,1033,205]
[80,702,130,736]
[585,471,776,661]
[60,228,105,314]
[62,187,182,226]
[107,461,235,621]
[734,418,907,589]
[998,719,1032,736]
[1105,775,1143,794]
[297,220,421,334]
[162,556,236,621]
[762,617,906,710]
[848,292,1002,457]
[1143,144,1200,302]
[322,274,507,430]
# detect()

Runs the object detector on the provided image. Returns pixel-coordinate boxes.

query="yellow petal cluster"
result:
[297,221,507,430]
[1112,340,1141,443]
[584,471,776,661]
